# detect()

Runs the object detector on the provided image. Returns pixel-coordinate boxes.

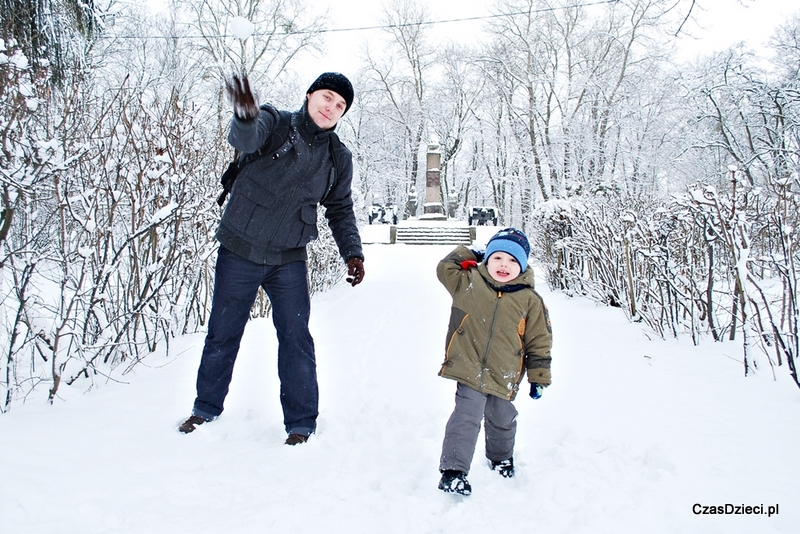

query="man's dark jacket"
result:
[217,103,363,265]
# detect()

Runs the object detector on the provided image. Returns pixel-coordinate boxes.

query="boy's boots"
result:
[490,457,515,478]
[438,470,472,495]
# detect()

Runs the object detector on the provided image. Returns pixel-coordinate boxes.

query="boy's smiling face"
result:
[486,251,521,283]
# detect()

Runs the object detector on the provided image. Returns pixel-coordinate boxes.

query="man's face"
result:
[306,89,346,129]
[486,251,521,283]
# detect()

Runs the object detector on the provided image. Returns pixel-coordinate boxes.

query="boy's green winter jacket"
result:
[437,245,552,400]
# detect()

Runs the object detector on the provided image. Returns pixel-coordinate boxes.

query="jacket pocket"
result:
[516,318,526,379]
[440,309,472,377]
[225,177,279,240]
[299,205,319,245]
[445,308,468,355]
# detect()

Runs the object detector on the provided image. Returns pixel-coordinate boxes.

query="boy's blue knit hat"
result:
[485,227,530,272]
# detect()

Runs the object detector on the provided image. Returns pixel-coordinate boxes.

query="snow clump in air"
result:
[230,17,254,40]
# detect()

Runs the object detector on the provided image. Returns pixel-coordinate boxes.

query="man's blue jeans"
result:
[192,246,318,437]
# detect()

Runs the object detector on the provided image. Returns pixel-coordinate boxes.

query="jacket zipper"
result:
[478,291,502,391]
[264,138,314,250]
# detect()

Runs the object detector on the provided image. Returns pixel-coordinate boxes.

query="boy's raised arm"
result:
[436,245,478,295]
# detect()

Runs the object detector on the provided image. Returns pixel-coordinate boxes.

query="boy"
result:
[436,228,552,495]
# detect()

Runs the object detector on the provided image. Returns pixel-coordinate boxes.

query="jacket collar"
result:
[477,263,535,293]
[296,102,335,144]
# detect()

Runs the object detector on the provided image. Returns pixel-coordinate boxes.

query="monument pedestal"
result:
[423,144,446,220]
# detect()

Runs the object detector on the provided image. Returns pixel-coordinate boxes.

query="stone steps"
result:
[394,225,473,245]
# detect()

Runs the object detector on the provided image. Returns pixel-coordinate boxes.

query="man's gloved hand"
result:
[459,260,477,270]
[346,257,365,287]
[530,383,543,400]
[225,73,260,120]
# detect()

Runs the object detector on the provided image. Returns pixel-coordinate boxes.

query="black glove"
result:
[346,257,365,287]
[225,73,259,120]
[530,383,543,399]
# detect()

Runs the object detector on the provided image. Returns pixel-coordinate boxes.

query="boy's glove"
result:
[346,257,365,287]
[470,249,485,263]
[530,383,543,400]
[225,73,260,120]
[459,260,477,270]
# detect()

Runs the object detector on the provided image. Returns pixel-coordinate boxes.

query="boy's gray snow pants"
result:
[439,382,518,474]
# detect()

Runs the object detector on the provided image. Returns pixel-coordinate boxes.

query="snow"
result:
[2,241,799,533]
[360,223,391,244]
[9,50,28,69]
[150,202,177,225]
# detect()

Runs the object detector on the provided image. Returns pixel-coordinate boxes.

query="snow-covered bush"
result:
[530,177,800,388]
[0,2,356,410]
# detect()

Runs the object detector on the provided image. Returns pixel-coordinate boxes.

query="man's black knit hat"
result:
[307,72,354,115]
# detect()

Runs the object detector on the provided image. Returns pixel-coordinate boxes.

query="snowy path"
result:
[1,243,799,533]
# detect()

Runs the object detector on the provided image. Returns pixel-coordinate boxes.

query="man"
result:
[179,72,365,445]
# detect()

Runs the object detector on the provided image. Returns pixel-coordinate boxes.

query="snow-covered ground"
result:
[2,231,799,533]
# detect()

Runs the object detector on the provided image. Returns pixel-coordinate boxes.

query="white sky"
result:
[675,0,799,59]
[295,0,488,76]
[299,0,799,80]
[143,0,799,80]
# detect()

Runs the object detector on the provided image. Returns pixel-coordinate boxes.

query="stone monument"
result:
[422,143,446,220]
